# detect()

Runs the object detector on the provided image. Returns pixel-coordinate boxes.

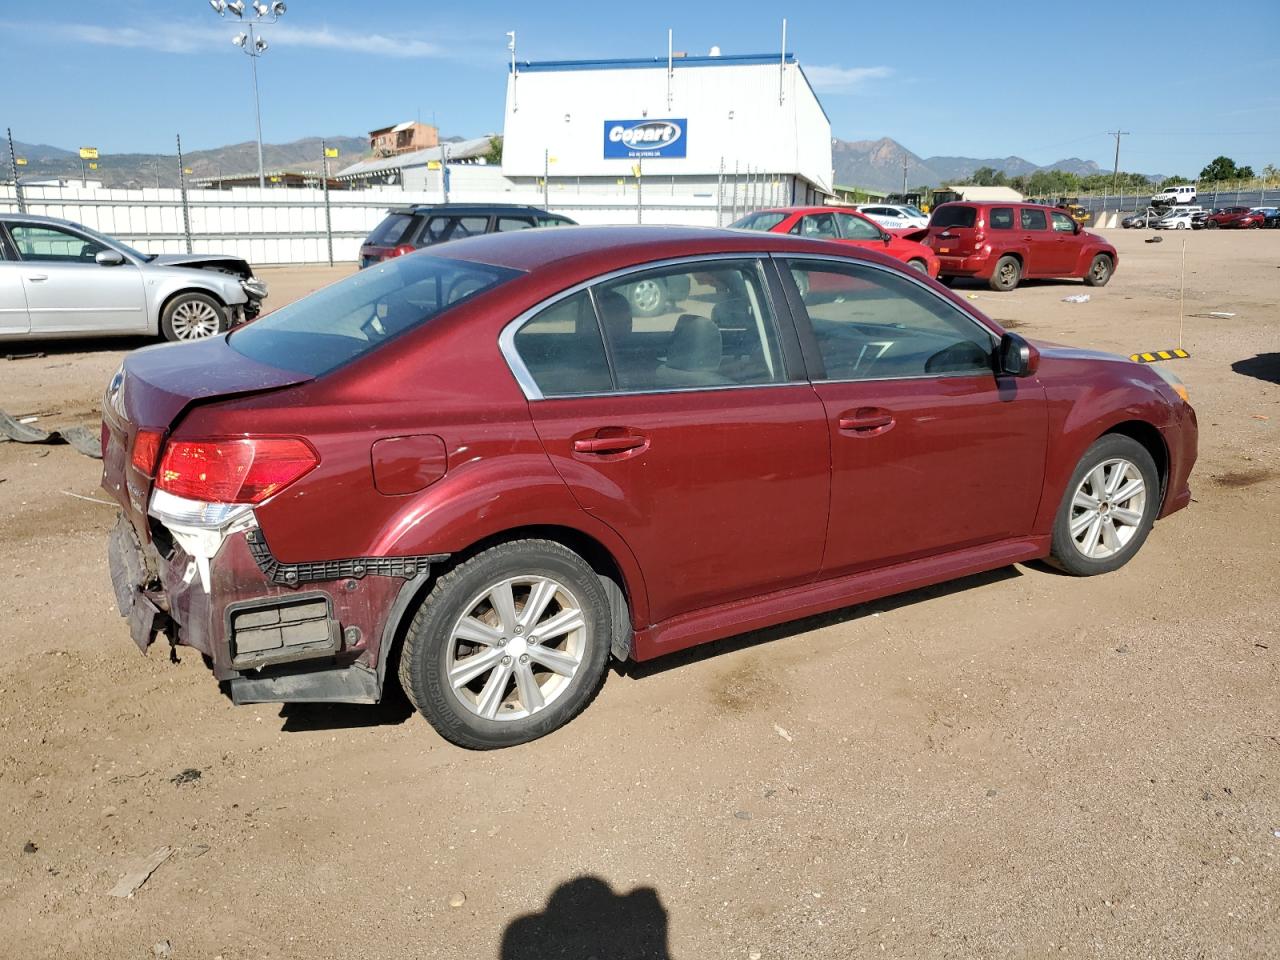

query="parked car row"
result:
[1122,204,1276,230]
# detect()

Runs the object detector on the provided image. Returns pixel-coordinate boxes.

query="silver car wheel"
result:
[169,299,223,340]
[445,576,586,722]
[629,279,664,314]
[1068,458,1147,560]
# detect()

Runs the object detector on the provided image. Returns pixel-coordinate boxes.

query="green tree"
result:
[967,165,1007,186]
[483,136,503,166]
[1199,155,1244,182]
[1264,163,1280,185]
[1236,164,1255,179]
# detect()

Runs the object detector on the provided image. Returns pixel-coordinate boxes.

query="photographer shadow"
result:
[501,875,670,960]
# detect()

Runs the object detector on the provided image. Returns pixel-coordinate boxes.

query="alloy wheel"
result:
[445,576,586,721]
[629,279,664,315]
[169,299,223,340]
[1068,458,1146,559]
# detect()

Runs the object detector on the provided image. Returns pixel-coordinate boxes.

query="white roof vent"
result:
[709,45,721,56]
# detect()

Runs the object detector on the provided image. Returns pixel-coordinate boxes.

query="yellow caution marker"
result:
[1130,348,1189,363]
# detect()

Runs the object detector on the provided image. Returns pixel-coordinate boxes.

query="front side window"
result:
[784,258,995,381]
[229,254,519,376]
[8,224,106,262]
[1051,211,1076,233]
[1020,208,1048,230]
[835,213,883,240]
[595,260,784,391]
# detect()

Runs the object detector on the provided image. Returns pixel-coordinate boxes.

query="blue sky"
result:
[2,0,1277,176]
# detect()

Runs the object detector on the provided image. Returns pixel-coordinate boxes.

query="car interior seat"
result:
[654,314,729,387]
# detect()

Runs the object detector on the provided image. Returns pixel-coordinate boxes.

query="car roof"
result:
[387,203,557,215]
[0,212,82,227]
[426,224,899,274]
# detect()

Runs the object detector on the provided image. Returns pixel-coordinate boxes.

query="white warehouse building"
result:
[501,51,834,210]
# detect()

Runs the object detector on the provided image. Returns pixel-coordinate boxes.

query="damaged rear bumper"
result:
[106,505,444,705]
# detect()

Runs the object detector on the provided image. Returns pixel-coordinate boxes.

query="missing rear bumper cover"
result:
[244,528,448,586]
[226,592,339,670]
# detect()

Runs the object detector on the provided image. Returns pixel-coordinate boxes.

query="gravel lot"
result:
[1,232,1276,959]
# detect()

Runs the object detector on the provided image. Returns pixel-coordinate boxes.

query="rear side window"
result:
[1020,209,1048,230]
[791,213,839,239]
[989,207,1014,230]
[535,215,575,227]
[228,254,520,376]
[367,213,418,247]
[495,217,535,232]
[512,291,612,397]
[420,215,490,245]
[730,211,788,232]
[930,205,977,228]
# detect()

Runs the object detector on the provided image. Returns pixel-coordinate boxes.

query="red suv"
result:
[922,202,1118,291]
[102,227,1195,749]
[1203,207,1264,229]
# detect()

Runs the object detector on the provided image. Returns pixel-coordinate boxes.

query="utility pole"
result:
[902,157,909,196]
[6,127,24,213]
[211,0,287,189]
[1108,129,1129,194]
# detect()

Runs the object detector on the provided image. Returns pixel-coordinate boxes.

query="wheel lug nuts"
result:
[498,638,507,646]
[501,655,511,665]
[515,625,524,634]
[520,654,529,664]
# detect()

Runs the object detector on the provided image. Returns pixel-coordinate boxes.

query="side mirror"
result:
[997,332,1039,377]
[881,231,892,245]
[95,249,125,266]
[1073,221,1082,234]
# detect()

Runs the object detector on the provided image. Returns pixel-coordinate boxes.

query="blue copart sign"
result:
[603,118,688,158]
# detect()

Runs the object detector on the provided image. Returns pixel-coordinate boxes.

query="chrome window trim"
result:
[498,252,801,402]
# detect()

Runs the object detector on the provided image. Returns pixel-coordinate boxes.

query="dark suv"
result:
[359,204,576,267]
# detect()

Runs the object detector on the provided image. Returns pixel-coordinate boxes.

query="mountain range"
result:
[832,137,1107,192]
[7,136,372,188]
[8,133,1117,192]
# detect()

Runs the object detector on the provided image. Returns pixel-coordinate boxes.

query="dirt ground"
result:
[1,233,1277,960]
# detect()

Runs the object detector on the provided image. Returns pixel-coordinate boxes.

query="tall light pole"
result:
[1108,129,1129,194]
[210,0,287,188]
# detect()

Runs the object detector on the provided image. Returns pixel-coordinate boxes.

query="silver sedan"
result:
[0,213,267,342]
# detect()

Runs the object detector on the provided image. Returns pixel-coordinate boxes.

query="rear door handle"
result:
[838,408,895,436]
[573,434,647,455]
[26,274,48,282]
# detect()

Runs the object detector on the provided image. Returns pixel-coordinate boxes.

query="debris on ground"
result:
[773,724,793,742]
[1061,294,1091,303]
[734,810,753,820]
[1145,236,1163,243]
[170,768,202,786]
[107,846,173,899]
[22,841,37,854]
[153,941,173,959]
[447,891,467,908]
[4,352,45,361]
[0,409,102,459]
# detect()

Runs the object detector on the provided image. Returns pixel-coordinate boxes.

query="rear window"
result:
[929,205,977,228]
[730,212,788,232]
[366,213,418,247]
[228,254,521,376]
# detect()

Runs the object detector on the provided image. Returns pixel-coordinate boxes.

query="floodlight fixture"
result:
[226,0,245,17]
[255,36,268,52]
[209,0,227,14]
[271,1,287,15]
[232,32,247,46]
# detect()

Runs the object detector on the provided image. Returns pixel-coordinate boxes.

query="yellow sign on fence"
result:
[323,147,339,158]
[79,147,99,160]
[88,162,97,170]
[15,157,27,166]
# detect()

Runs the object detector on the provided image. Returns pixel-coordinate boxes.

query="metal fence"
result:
[1073,182,1280,216]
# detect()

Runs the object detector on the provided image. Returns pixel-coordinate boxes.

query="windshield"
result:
[76,223,153,262]
[929,205,977,228]
[229,253,521,375]
[730,212,788,232]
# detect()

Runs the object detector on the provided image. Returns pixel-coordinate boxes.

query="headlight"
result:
[1151,364,1189,404]
[241,277,268,300]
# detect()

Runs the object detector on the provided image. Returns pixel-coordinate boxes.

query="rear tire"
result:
[160,292,228,342]
[398,539,612,749]
[1083,253,1113,287]
[988,256,1021,292]
[1048,435,1160,576]
[1205,219,1218,229]
[906,258,928,274]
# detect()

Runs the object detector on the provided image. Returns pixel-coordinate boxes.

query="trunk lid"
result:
[100,336,313,534]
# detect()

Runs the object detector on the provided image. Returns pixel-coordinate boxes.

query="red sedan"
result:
[731,206,941,277]
[103,226,1196,749]
[1204,207,1264,229]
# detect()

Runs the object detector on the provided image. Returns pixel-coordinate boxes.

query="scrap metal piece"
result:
[0,409,104,458]
[107,846,173,899]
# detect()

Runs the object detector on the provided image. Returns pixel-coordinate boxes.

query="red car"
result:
[731,206,941,278]
[102,227,1196,749]
[1203,207,1264,229]
[921,202,1118,291]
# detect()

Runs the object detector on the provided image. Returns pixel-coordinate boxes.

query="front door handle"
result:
[573,434,647,455]
[26,274,48,282]
[838,408,895,436]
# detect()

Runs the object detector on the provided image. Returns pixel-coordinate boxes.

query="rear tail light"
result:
[390,244,416,259]
[156,437,318,504]
[131,428,164,475]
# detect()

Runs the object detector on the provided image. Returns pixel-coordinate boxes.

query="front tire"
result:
[988,255,1021,292]
[1083,253,1113,287]
[161,292,228,342]
[1048,435,1160,576]
[906,258,929,274]
[398,540,612,749]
